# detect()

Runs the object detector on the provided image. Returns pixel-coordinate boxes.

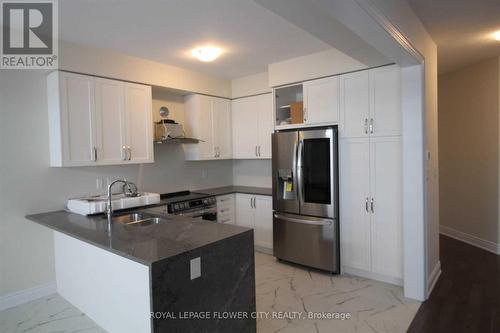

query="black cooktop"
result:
[160,191,212,204]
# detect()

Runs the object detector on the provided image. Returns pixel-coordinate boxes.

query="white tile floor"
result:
[254,252,420,333]
[0,252,420,333]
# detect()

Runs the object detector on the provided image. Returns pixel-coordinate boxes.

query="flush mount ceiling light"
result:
[493,31,500,41]
[191,46,223,62]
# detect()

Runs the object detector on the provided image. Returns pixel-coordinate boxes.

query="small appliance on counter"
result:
[67,192,160,216]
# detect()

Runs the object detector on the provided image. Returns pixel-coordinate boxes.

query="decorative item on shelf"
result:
[290,102,303,124]
[154,106,202,144]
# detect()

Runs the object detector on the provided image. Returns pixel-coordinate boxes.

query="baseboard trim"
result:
[0,282,57,311]
[427,260,441,297]
[440,225,500,255]
[342,266,403,286]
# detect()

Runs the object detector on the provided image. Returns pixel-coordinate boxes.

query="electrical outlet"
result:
[190,257,201,280]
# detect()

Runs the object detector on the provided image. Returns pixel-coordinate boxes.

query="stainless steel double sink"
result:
[111,212,169,227]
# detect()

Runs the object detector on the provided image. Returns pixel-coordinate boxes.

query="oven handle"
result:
[274,213,333,226]
[177,206,217,218]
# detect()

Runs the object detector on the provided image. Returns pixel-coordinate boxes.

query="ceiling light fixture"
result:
[191,46,223,62]
[493,31,500,41]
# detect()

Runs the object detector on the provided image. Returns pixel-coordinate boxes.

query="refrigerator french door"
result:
[272,127,339,273]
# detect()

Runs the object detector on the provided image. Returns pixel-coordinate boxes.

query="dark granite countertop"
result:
[196,186,272,197]
[26,205,252,266]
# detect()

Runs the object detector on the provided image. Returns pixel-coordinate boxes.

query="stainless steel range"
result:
[161,191,217,221]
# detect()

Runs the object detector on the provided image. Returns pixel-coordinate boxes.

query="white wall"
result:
[232,160,272,188]
[0,71,233,298]
[60,41,232,98]
[268,48,366,87]
[439,58,499,244]
[231,72,270,98]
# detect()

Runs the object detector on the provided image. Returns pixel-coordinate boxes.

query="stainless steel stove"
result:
[161,191,217,221]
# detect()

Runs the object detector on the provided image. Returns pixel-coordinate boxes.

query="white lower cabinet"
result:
[216,194,235,224]
[235,194,273,250]
[340,136,402,284]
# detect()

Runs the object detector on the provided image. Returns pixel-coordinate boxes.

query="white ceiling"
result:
[407,0,500,74]
[59,0,333,79]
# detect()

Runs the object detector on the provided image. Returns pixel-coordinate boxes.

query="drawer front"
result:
[217,194,235,223]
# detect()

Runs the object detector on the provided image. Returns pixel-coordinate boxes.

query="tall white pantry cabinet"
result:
[339,65,403,285]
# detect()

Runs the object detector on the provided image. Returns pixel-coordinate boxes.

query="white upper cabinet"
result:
[48,71,153,167]
[49,72,96,166]
[303,76,339,125]
[232,97,258,158]
[256,93,273,158]
[184,94,232,160]
[369,65,401,137]
[231,93,272,159]
[340,70,370,138]
[212,97,232,159]
[123,83,154,163]
[273,76,339,130]
[340,65,401,138]
[95,78,126,164]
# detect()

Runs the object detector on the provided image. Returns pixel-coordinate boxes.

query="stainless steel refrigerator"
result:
[272,126,340,273]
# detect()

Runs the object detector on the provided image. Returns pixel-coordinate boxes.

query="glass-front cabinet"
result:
[274,84,303,128]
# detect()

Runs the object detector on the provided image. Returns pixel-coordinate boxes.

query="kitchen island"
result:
[26,205,256,333]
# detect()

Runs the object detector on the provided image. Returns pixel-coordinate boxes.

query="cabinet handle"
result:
[364,118,368,134]
[249,198,253,208]
[255,146,258,157]
[128,146,132,160]
[369,118,374,134]
[93,146,98,162]
[122,146,127,161]
[371,198,374,213]
[258,145,261,157]
[365,197,369,213]
[303,107,307,122]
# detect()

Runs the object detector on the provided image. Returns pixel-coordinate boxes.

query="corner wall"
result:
[438,58,500,247]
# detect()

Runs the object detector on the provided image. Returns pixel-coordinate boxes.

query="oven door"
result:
[297,128,337,219]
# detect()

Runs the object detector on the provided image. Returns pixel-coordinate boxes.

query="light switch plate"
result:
[190,257,201,280]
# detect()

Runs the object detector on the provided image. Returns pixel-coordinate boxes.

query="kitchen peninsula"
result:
[26,205,256,333]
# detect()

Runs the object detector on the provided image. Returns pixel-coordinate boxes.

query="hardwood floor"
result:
[407,235,500,333]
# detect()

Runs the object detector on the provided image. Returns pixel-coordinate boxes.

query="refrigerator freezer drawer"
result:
[273,212,339,273]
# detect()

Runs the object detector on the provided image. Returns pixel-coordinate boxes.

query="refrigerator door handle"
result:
[274,213,333,226]
[296,139,304,205]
